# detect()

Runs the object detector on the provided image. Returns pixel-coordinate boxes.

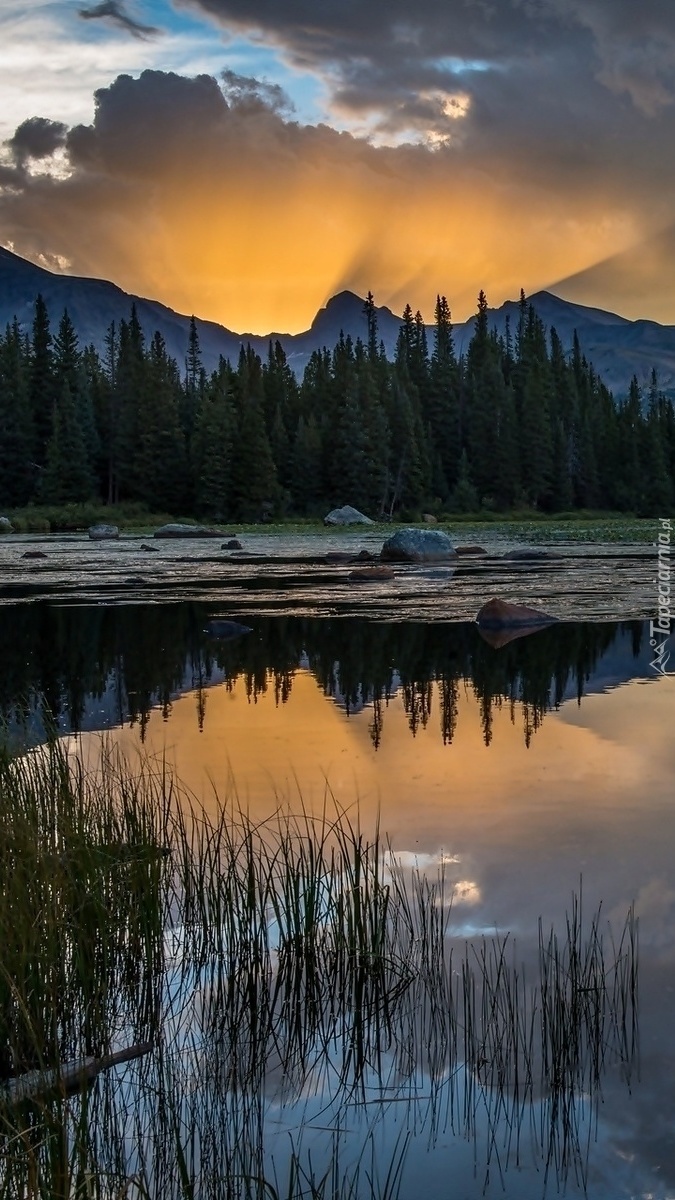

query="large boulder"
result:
[324,506,374,526]
[0,516,13,535]
[89,524,119,540]
[153,523,223,539]
[475,598,558,629]
[381,528,457,563]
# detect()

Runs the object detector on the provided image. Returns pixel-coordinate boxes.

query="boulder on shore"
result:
[0,516,14,534]
[153,523,223,539]
[324,506,374,526]
[89,524,119,541]
[381,528,457,563]
[475,598,558,629]
[422,513,438,524]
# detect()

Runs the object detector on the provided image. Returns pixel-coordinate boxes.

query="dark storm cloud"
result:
[78,0,161,40]
[1,64,674,329]
[184,0,675,128]
[7,117,67,166]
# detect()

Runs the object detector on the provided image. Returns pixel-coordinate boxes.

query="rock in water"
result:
[0,516,14,534]
[475,598,557,628]
[140,543,158,552]
[21,550,47,559]
[153,523,223,538]
[381,528,457,563]
[222,539,243,550]
[205,619,253,640]
[348,566,396,582]
[503,549,558,561]
[324,506,374,526]
[89,524,119,540]
[455,545,488,556]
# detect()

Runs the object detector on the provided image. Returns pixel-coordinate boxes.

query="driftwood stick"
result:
[2,1041,152,1105]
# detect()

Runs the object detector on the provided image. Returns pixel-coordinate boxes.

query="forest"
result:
[0,603,640,748]
[1,289,674,519]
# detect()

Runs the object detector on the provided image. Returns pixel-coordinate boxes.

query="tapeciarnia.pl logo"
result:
[650,517,673,676]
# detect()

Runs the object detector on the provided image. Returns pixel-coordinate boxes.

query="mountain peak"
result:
[2,247,674,396]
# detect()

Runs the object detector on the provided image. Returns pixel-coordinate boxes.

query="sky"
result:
[1,0,675,333]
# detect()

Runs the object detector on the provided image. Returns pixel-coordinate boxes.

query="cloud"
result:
[7,116,67,166]
[180,0,675,128]
[78,0,161,40]
[1,62,674,331]
[220,68,294,115]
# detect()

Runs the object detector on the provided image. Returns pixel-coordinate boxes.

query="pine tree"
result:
[29,294,53,466]
[465,291,502,504]
[134,331,189,513]
[428,295,460,494]
[0,321,34,506]
[292,414,323,514]
[192,369,234,519]
[229,346,278,520]
[114,308,146,501]
[182,316,204,443]
[516,306,554,507]
[42,379,93,503]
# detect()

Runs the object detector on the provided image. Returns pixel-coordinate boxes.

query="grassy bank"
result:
[2,501,663,544]
[0,737,639,1198]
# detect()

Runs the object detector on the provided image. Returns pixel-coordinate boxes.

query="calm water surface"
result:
[3,600,674,1198]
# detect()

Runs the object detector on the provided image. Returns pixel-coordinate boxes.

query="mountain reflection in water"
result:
[0,602,648,748]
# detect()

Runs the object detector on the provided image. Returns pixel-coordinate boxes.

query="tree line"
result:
[1,604,639,748]
[1,289,674,518]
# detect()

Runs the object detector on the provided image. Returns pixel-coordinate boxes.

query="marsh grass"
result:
[0,739,639,1198]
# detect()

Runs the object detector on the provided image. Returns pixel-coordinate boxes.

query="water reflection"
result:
[0,602,649,749]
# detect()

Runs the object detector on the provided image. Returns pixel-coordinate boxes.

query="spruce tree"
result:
[42,379,93,503]
[29,294,53,466]
[134,331,189,513]
[192,371,234,519]
[0,321,34,506]
[229,346,278,521]
[428,295,460,493]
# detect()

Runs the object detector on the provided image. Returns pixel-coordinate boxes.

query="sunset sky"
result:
[2,0,675,332]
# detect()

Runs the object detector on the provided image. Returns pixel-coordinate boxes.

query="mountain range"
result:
[2,245,675,400]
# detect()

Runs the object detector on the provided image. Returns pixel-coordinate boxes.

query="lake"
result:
[0,531,673,1199]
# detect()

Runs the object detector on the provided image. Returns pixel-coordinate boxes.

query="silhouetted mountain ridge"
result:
[2,246,674,398]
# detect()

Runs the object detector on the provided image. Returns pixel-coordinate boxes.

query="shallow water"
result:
[0,529,660,620]
[2,597,674,1198]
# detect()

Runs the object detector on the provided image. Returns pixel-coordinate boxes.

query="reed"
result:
[0,737,639,1198]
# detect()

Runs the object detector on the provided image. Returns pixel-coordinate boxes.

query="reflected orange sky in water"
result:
[94,670,675,936]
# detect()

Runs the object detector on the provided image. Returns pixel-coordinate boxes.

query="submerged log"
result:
[2,1041,152,1105]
